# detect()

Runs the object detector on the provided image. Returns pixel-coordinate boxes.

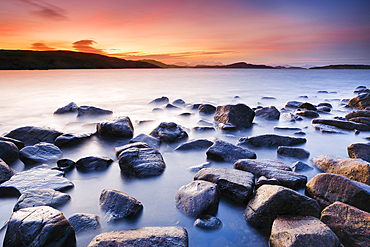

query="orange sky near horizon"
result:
[1,0,369,66]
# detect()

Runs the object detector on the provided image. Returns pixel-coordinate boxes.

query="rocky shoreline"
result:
[1,86,370,246]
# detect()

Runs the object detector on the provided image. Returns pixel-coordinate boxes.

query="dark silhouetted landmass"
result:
[194,62,275,69]
[138,59,182,68]
[0,50,160,70]
[310,64,370,69]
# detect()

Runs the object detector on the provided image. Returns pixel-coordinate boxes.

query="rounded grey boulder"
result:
[149,122,188,142]
[76,156,113,171]
[97,116,133,138]
[19,143,62,164]
[0,140,19,164]
[68,213,101,233]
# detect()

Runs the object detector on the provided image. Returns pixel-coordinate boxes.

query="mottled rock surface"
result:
[237,134,306,148]
[347,143,370,162]
[348,93,370,110]
[5,126,63,146]
[19,142,62,164]
[97,116,133,138]
[150,122,188,142]
[277,146,310,159]
[198,104,216,115]
[255,106,280,120]
[68,213,101,233]
[206,140,256,162]
[214,103,255,128]
[291,161,313,172]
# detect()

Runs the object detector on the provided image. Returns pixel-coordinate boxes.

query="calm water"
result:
[0,69,369,246]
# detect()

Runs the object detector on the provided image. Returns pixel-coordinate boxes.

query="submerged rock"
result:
[312,123,348,134]
[130,133,161,149]
[255,106,280,120]
[54,133,92,147]
[53,102,78,114]
[237,134,306,148]
[0,136,24,150]
[57,158,76,172]
[299,102,317,111]
[198,104,216,115]
[76,156,113,172]
[187,162,211,172]
[0,141,19,164]
[214,103,255,128]
[149,96,169,105]
[277,146,310,159]
[115,142,150,157]
[192,126,216,132]
[312,118,370,131]
[345,110,370,119]
[291,161,313,172]
[206,140,256,163]
[194,215,222,230]
[0,158,14,183]
[348,92,370,110]
[347,143,370,162]
[68,213,101,233]
[174,139,213,151]
[149,122,188,142]
[294,109,320,118]
[77,105,113,117]
[285,101,303,108]
[4,126,63,146]
[97,116,133,138]
[19,142,62,164]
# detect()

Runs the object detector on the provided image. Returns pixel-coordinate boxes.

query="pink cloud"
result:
[72,39,105,54]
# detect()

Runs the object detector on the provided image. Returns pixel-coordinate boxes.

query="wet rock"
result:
[348,143,370,162]
[187,162,211,172]
[149,122,188,142]
[57,158,76,172]
[294,109,320,118]
[194,215,222,230]
[53,102,78,114]
[0,136,24,150]
[285,101,303,108]
[244,185,320,229]
[321,202,370,247]
[0,166,74,193]
[0,140,19,164]
[97,116,133,139]
[317,90,329,94]
[68,213,101,233]
[270,216,341,247]
[76,156,113,171]
[87,227,188,247]
[255,176,281,188]
[19,143,62,164]
[13,189,71,211]
[214,103,255,128]
[299,102,317,111]
[4,126,63,146]
[317,102,333,108]
[54,132,92,147]
[312,124,348,133]
[306,173,370,212]
[130,133,161,149]
[349,117,370,127]
[196,119,214,126]
[118,147,165,177]
[312,118,370,131]
[218,123,237,131]
[234,159,307,189]
[345,110,370,119]
[194,168,254,204]
[149,96,169,104]
[348,93,370,110]
[115,142,150,156]
[294,131,306,135]
[4,206,76,247]
[0,186,21,198]
[281,112,303,121]
[179,112,192,117]
[198,104,216,115]
[174,139,213,151]
[175,180,219,218]
[255,106,280,120]
[165,103,179,109]
[237,134,306,148]
[0,158,13,183]
[274,126,302,131]
[99,189,143,221]
[188,103,202,111]
[77,105,113,117]
[172,99,185,106]
[317,106,332,112]
[277,146,310,159]
[311,155,370,185]
[206,140,256,163]
[291,161,313,172]
[192,126,215,132]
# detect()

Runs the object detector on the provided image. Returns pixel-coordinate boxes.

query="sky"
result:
[0,0,369,66]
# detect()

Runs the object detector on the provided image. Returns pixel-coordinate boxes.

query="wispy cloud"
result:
[31,42,55,50]
[19,0,68,21]
[72,39,105,54]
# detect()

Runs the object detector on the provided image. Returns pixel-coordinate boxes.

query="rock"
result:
[149,96,169,104]
[53,102,78,114]
[192,126,215,132]
[77,105,113,117]
[311,155,370,185]
[321,202,370,247]
[68,213,100,233]
[0,141,19,164]
[237,134,306,147]
[244,185,320,229]
[349,117,370,126]
[172,99,185,106]
[179,112,192,117]
[281,113,303,121]
[115,142,150,157]
[218,123,237,131]
[255,106,280,120]
[317,90,329,94]
[194,215,222,230]
[348,143,370,162]
[174,139,213,151]
[206,140,256,163]
[19,143,62,164]
[4,126,63,146]
[0,186,21,198]
[299,102,317,111]
[87,227,188,247]
[294,110,320,118]
[294,131,306,135]
[0,136,24,150]
[13,189,71,211]
[317,106,332,112]
[305,173,370,212]
[175,180,219,218]
[277,146,310,159]
[255,176,281,188]
[0,158,13,183]
[270,216,341,247]
[312,119,370,131]
[196,119,214,126]
[317,102,333,108]
[198,104,216,115]
[57,158,76,172]
[99,189,143,221]
[234,159,307,189]
[97,116,133,139]
[312,124,348,134]
[291,161,313,172]
[76,156,113,171]
[194,168,254,203]
[298,95,309,99]
[348,93,370,109]
[54,132,92,147]
[130,133,160,149]
[0,166,74,193]
[345,110,370,119]
[274,126,302,131]
[188,103,202,111]
[149,122,188,142]
[4,206,76,247]
[187,162,211,172]
[214,103,255,128]
[165,103,179,109]
[261,96,276,100]
[285,101,303,108]
[118,147,165,177]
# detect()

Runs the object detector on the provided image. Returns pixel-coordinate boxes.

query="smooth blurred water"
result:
[0,68,369,246]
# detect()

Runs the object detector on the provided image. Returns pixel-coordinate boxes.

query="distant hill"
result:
[138,59,183,68]
[0,50,160,70]
[194,62,275,69]
[310,64,370,69]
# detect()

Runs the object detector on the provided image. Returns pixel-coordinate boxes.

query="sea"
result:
[0,68,369,246]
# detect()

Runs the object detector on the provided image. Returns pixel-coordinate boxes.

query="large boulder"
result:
[321,202,370,247]
[347,143,370,162]
[0,136,24,150]
[77,105,113,117]
[348,93,370,110]
[130,133,160,149]
[237,134,306,148]
[76,156,113,171]
[175,180,219,218]
[99,189,143,221]
[0,140,19,164]
[68,213,101,234]
[255,106,280,120]
[54,133,92,147]
[244,185,320,229]
[311,155,370,185]
[270,216,341,247]
[118,147,166,177]
[13,188,71,211]
[3,206,76,247]
[0,158,13,183]
[149,122,188,142]
[53,102,78,114]
[19,143,62,164]
[277,146,310,159]
[312,119,370,131]
[198,104,216,115]
[305,173,370,212]
[174,139,213,151]
[4,126,63,146]
[214,103,255,128]
[206,140,256,163]
[97,116,133,138]
[87,227,188,247]
[194,168,254,204]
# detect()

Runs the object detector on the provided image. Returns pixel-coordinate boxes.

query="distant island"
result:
[310,64,370,69]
